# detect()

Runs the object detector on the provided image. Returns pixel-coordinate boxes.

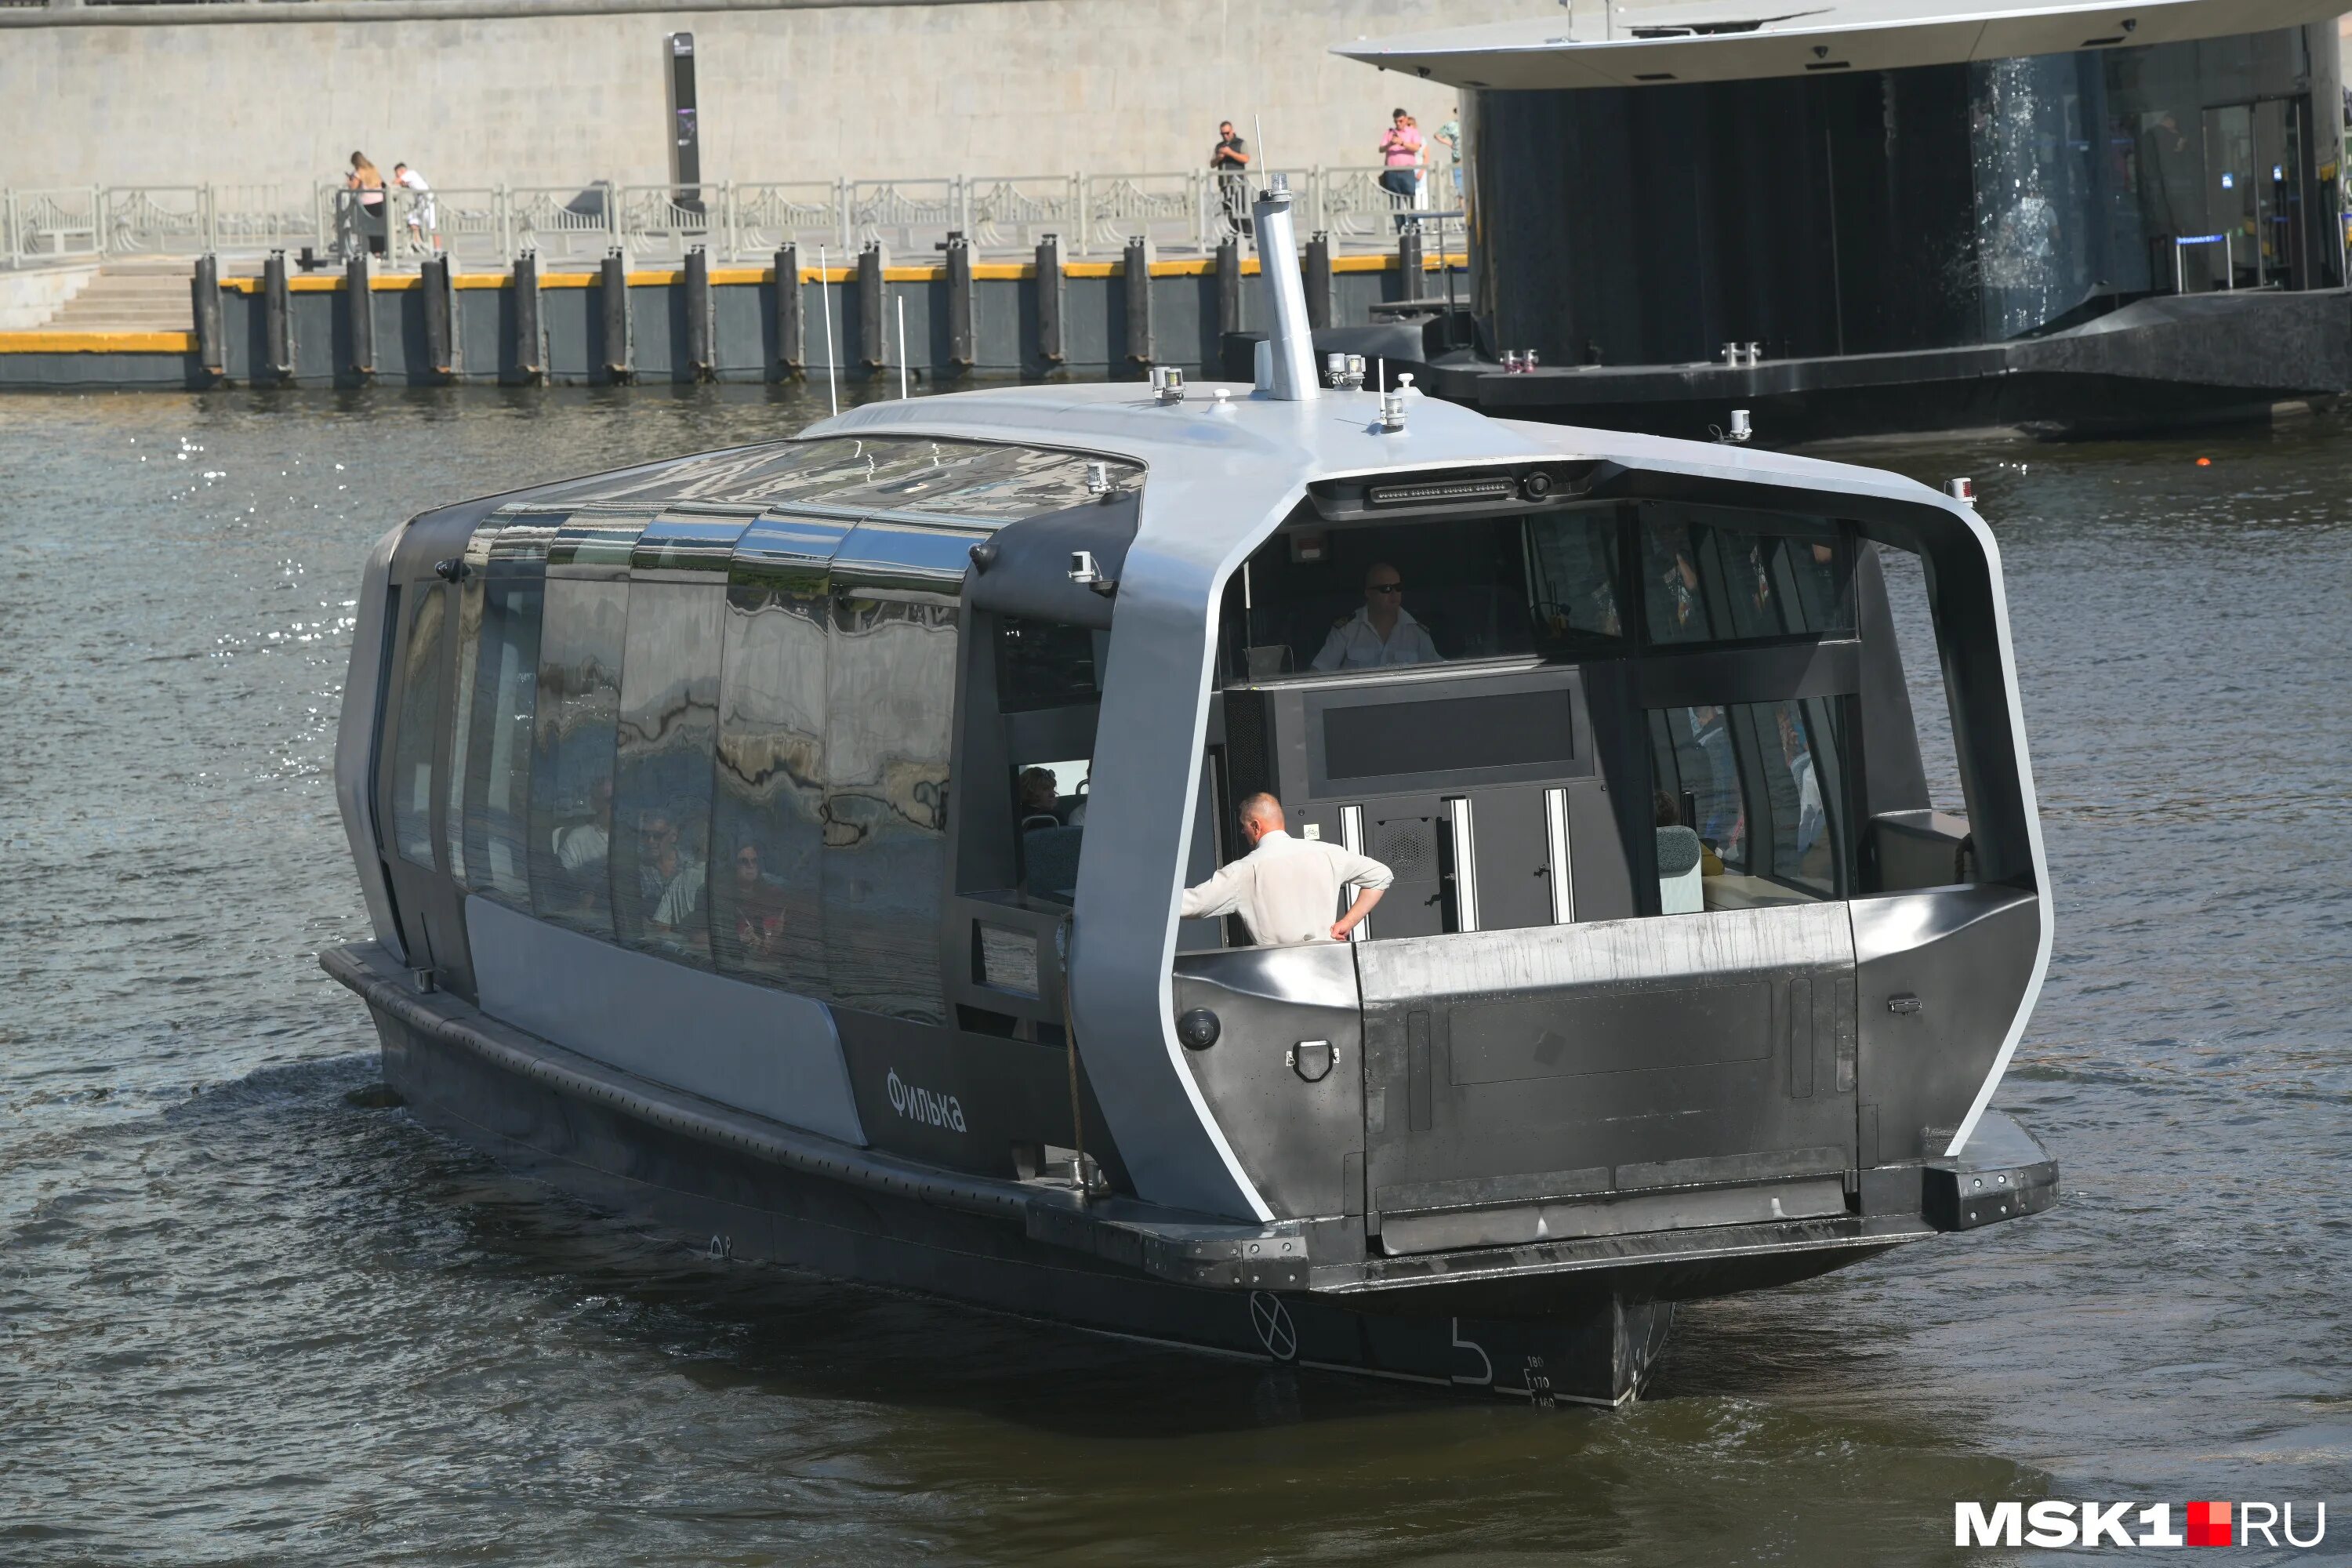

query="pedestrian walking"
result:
[1210,120,1252,240]
[1377,108,1424,230]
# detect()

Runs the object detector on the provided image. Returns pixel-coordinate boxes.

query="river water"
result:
[2,387,2347,1566]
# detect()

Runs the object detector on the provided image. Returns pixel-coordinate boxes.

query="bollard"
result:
[856,242,887,370]
[1122,235,1153,370]
[421,255,460,381]
[191,255,224,381]
[684,245,715,381]
[344,250,375,378]
[512,251,546,384]
[1035,234,1065,366]
[601,249,633,383]
[945,235,975,371]
[1305,231,1333,330]
[1216,236,1242,339]
[774,243,804,374]
[1397,224,1425,298]
[263,250,296,382]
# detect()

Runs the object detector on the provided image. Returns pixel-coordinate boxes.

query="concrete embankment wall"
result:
[0,249,1441,388]
[0,0,1545,191]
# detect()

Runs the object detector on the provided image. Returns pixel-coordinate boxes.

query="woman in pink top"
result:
[1378,107,1424,229]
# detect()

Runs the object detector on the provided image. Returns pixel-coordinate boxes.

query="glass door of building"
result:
[2202,100,2307,290]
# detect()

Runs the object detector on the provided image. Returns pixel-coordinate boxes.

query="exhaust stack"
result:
[1251,176,1320,402]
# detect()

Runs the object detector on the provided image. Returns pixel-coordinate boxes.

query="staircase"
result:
[38,256,197,332]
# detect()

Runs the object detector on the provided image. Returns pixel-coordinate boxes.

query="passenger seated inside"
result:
[1311,562,1443,672]
[1016,759,1090,903]
[554,776,614,883]
[728,840,787,960]
[1181,793,1393,946]
[1016,766,1062,830]
[637,811,706,936]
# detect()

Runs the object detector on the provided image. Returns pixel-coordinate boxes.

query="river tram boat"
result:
[324,182,2057,1405]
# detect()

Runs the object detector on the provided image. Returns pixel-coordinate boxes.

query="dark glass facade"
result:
[1469,27,2336,365]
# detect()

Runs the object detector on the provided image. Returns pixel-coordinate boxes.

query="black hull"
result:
[368,1000,1675,1406]
[1363,289,2352,445]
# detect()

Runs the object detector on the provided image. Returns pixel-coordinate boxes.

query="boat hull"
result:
[364,996,1677,1406]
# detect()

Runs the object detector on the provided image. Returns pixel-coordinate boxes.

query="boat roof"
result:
[799,379,1959,526]
[1332,0,2340,92]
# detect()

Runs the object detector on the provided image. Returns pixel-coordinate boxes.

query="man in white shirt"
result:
[1312,561,1442,671]
[1181,793,1393,945]
[392,162,437,251]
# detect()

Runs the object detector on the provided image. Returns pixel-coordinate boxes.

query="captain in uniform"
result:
[1312,561,1441,671]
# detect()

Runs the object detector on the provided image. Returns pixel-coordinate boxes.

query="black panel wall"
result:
[1472,66,1976,368]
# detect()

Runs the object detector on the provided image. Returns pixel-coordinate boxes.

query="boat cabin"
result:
[340,382,2047,1258]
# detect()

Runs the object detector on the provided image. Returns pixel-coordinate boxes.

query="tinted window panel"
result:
[712,567,830,991]
[998,617,1105,711]
[612,583,725,967]
[528,579,628,937]
[826,592,957,1022]
[390,584,445,868]
[1640,506,1850,645]
[1524,512,1624,640]
[442,570,485,882]
[460,575,543,906]
[1649,698,1849,910]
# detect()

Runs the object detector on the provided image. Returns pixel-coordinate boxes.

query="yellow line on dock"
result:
[0,330,196,354]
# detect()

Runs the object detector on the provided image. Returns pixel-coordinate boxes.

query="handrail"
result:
[4,171,1465,268]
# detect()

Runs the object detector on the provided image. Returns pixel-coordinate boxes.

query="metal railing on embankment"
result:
[3,170,1465,268]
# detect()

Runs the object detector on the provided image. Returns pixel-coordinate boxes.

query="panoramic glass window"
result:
[824,590,958,1023]
[1639,506,1849,645]
[611,583,726,967]
[711,559,832,993]
[389,584,445,869]
[1221,508,1623,683]
[1648,699,1849,910]
[459,576,543,906]
[527,579,629,938]
[1013,757,1091,904]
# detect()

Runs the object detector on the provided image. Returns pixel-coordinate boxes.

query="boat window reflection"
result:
[824,591,958,1023]
[442,566,486,883]
[1648,698,1850,911]
[389,583,445,869]
[711,568,830,991]
[459,575,543,906]
[528,579,629,938]
[612,583,726,968]
[1639,506,1849,645]
[998,617,1106,710]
